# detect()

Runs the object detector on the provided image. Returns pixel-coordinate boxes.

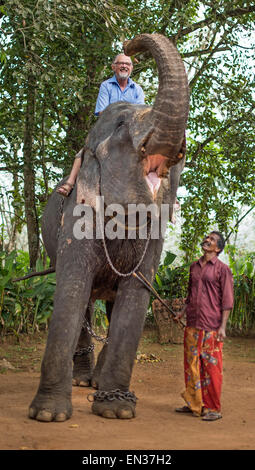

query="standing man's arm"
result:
[217,266,234,341]
[217,310,231,341]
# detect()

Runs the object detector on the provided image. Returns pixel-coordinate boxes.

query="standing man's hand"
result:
[217,310,231,341]
[174,305,186,322]
[217,326,226,342]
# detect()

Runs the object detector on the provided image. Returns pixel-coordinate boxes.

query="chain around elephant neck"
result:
[97,202,151,278]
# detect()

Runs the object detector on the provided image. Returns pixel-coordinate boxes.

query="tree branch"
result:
[170,5,255,41]
[0,167,11,172]
[188,28,225,89]
[46,87,67,133]
[187,17,240,89]
[225,205,255,242]
[183,46,231,58]
[187,103,255,167]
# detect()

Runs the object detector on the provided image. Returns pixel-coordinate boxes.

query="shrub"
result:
[0,250,55,335]
[226,245,255,333]
[0,250,108,335]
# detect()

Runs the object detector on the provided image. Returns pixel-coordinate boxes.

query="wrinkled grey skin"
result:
[29,34,189,422]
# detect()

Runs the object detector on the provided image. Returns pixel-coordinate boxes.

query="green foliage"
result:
[153,246,255,335]
[1,0,255,265]
[1,247,255,336]
[1,1,255,333]
[153,251,190,301]
[226,245,255,333]
[0,250,109,335]
[94,300,109,331]
[0,250,55,335]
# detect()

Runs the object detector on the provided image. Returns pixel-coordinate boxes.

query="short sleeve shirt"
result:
[95,75,145,115]
[185,256,234,331]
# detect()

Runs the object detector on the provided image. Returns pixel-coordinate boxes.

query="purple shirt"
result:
[185,256,234,331]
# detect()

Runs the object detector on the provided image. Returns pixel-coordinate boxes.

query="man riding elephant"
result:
[57,54,145,198]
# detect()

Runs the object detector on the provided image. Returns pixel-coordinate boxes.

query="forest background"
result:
[0,0,255,335]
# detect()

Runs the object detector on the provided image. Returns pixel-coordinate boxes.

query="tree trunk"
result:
[66,103,95,159]
[8,146,21,252]
[23,73,39,269]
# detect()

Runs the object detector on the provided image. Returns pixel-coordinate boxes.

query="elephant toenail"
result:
[79,380,89,387]
[102,409,117,419]
[117,408,134,419]
[36,410,53,422]
[28,407,37,419]
[55,412,67,422]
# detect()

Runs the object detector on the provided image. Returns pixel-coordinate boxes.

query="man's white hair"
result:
[112,53,133,65]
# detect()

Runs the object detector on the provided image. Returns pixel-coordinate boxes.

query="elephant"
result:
[29,33,189,422]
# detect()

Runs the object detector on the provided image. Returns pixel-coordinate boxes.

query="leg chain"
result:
[84,319,109,344]
[73,343,95,357]
[87,389,137,403]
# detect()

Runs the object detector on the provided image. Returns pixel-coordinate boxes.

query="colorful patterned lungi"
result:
[181,327,223,416]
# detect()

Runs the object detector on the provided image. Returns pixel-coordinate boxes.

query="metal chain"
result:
[87,389,137,404]
[56,196,109,346]
[97,201,151,278]
[57,187,150,347]
[73,343,95,357]
[84,319,109,344]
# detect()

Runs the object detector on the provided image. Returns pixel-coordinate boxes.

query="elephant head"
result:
[77,33,189,211]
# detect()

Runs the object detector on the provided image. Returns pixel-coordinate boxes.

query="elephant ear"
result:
[76,148,100,209]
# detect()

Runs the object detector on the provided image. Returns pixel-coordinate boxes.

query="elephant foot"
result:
[92,400,136,419]
[91,378,99,389]
[72,368,92,387]
[29,392,72,422]
[89,389,137,419]
[72,377,91,387]
[72,348,95,387]
[90,372,100,389]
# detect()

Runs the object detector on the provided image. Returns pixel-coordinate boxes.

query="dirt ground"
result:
[0,328,255,451]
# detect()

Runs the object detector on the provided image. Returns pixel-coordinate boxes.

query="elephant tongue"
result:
[145,172,161,197]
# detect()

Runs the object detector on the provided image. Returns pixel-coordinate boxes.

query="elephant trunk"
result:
[124,33,189,166]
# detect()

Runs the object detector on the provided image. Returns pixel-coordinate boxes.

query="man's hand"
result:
[174,306,186,322]
[217,310,231,341]
[217,326,226,342]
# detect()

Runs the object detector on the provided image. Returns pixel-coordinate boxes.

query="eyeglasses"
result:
[113,61,132,67]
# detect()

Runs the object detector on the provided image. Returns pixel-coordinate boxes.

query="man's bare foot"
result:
[56,182,74,197]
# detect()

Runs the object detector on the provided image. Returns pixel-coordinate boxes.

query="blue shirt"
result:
[95,75,145,115]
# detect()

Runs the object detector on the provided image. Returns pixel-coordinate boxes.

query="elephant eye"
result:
[116,120,125,129]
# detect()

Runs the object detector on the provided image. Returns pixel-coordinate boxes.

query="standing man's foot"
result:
[202,411,222,421]
[175,405,192,413]
[175,405,207,417]
[57,182,74,197]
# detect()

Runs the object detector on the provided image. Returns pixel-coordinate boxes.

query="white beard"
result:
[117,71,129,79]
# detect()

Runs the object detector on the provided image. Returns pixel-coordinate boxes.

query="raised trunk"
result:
[124,33,189,164]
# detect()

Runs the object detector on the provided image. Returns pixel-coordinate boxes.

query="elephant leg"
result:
[91,301,113,389]
[29,267,93,423]
[91,276,151,420]
[72,301,95,387]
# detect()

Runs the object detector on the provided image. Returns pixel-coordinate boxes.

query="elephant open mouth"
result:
[143,154,169,198]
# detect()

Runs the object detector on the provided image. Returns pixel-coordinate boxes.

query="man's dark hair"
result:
[211,231,225,254]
